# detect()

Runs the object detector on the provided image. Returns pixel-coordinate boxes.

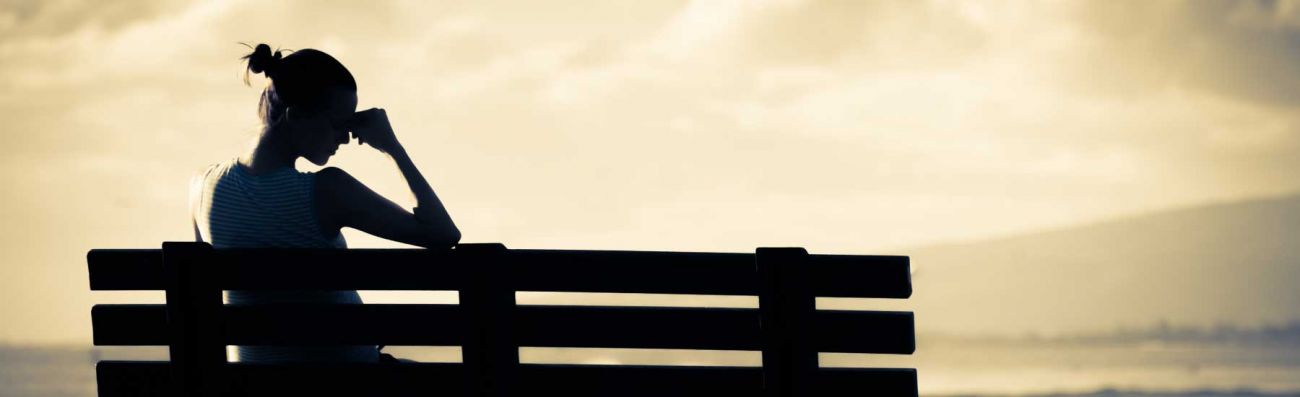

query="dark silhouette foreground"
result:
[194,42,459,363]
[88,242,915,396]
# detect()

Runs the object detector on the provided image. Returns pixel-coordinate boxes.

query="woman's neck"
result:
[238,127,297,175]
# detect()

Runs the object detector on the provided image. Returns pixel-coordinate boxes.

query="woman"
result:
[188,43,461,362]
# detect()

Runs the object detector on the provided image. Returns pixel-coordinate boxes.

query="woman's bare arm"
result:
[387,146,457,235]
[316,161,459,249]
[189,168,207,243]
[320,107,459,249]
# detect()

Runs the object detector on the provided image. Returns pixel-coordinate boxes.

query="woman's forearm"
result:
[387,146,456,230]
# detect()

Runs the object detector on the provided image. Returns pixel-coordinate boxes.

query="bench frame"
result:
[89,241,916,397]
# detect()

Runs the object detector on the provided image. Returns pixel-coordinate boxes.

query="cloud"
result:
[1066,0,1300,106]
[5,0,1300,343]
[0,0,190,39]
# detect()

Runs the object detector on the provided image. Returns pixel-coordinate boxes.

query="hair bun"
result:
[243,43,283,79]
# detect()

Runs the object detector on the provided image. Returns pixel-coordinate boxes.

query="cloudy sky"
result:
[2,0,1300,343]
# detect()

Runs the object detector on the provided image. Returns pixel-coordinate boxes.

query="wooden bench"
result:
[88,241,915,396]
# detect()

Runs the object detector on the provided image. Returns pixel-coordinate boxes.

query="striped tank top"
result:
[192,156,378,363]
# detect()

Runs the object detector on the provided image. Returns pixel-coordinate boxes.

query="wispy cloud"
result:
[3,0,1300,343]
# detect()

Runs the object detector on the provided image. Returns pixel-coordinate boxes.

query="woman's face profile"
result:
[286,86,359,166]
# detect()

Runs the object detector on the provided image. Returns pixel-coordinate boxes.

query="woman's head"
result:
[242,43,357,166]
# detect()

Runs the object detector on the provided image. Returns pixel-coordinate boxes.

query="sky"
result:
[2,0,1300,343]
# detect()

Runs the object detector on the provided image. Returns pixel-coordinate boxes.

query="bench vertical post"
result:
[757,247,815,397]
[458,243,517,397]
[162,241,225,397]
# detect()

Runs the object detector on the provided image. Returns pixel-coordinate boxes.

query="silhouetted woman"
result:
[188,43,460,362]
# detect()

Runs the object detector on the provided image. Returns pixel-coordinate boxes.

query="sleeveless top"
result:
[191,156,378,363]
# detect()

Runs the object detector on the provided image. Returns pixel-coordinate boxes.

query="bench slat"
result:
[92,304,914,354]
[96,361,465,397]
[89,249,466,291]
[806,254,911,298]
[86,249,164,291]
[88,248,910,298]
[97,361,917,397]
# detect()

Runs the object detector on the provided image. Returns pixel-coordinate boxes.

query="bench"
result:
[88,241,916,396]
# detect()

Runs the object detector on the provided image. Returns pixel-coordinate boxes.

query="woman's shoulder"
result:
[196,157,240,182]
[311,167,363,243]
[312,166,363,195]
[188,160,227,224]
[312,166,364,216]
[189,161,224,193]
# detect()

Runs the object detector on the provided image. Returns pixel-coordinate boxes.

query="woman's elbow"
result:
[419,226,460,249]
[445,227,462,246]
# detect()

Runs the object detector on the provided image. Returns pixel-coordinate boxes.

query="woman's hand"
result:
[350,108,403,155]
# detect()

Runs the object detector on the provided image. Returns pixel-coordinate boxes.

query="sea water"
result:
[2,339,1297,397]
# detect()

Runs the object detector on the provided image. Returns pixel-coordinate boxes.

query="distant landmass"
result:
[900,193,1300,337]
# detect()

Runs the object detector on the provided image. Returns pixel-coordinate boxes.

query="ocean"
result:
[2,338,1297,397]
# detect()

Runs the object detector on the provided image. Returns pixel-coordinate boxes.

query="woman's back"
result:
[196,156,343,249]
[192,156,378,363]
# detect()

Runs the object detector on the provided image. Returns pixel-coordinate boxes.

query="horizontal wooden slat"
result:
[87,249,164,290]
[807,254,912,298]
[816,367,919,396]
[214,249,467,290]
[520,364,916,397]
[815,310,915,353]
[515,305,761,350]
[97,361,465,397]
[88,248,465,291]
[88,245,911,298]
[91,304,168,346]
[92,304,464,346]
[506,249,757,295]
[508,250,912,298]
[223,304,463,346]
[97,361,917,397]
[92,304,913,354]
[515,306,914,353]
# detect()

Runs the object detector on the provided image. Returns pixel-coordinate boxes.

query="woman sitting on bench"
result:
[187,43,461,363]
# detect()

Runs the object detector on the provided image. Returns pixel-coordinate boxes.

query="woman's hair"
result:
[241,43,357,127]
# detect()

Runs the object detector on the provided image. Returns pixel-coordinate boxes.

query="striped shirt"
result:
[192,156,378,363]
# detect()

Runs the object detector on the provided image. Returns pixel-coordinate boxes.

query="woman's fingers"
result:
[351,108,378,145]
[349,107,397,153]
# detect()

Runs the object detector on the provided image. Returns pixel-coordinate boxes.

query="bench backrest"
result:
[88,241,915,397]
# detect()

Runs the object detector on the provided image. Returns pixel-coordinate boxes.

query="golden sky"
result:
[3,0,1300,343]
